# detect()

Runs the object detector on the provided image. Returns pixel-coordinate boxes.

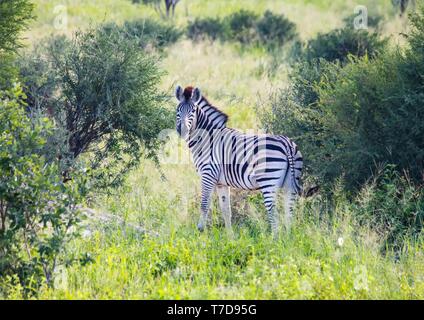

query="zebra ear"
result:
[191,87,202,105]
[175,85,184,101]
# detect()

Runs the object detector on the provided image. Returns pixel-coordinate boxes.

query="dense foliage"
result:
[186,10,297,49]
[0,85,87,295]
[186,17,224,41]
[0,0,33,89]
[223,9,259,44]
[0,0,33,53]
[19,27,173,188]
[353,167,424,248]
[300,26,387,64]
[262,6,424,192]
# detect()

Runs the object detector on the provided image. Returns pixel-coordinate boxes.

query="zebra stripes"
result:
[175,85,303,234]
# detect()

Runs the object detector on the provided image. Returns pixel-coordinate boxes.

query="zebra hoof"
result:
[197,223,205,232]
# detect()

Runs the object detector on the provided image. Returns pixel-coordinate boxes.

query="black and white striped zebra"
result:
[175,85,303,234]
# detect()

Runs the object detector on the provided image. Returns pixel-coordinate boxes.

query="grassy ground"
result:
[28,161,423,299]
[9,0,423,299]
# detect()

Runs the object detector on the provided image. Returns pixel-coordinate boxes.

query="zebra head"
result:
[175,85,202,140]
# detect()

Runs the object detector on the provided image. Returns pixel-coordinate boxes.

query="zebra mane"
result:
[183,86,229,128]
[198,96,229,128]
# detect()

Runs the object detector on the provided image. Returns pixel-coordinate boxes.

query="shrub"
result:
[312,53,422,187]
[354,167,424,249]
[0,54,19,90]
[187,17,225,41]
[223,9,259,44]
[0,84,87,295]
[19,27,173,189]
[301,27,387,64]
[256,10,298,48]
[0,0,34,89]
[262,6,424,190]
[264,51,424,189]
[102,19,182,50]
[0,0,34,53]
[185,10,298,50]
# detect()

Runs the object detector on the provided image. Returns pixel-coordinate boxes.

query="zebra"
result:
[175,85,303,235]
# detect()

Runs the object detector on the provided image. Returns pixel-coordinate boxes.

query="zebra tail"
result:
[288,149,303,196]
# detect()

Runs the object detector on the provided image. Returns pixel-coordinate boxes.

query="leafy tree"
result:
[0,0,34,89]
[223,10,259,44]
[19,27,173,188]
[256,10,298,49]
[0,0,34,53]
[186,10,298,50]
[187,17,225,41]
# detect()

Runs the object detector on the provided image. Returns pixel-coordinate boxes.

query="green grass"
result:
[23,162,424,299]
[5,0,422,299]
[5,160,419,299]
[35,228,424,299]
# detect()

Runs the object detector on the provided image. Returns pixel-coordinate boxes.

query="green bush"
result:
[0,54,20,90]
[0,0,34,89]
[187,17,225,41]
[185,10,297,49]
[256,10,298,48]
[0,0,34,53]
[262,7,424,190]
[354,167,424,249]
[0,85,87,295]
[301,27,387,64]
[103,19,182,50]
[223,9,259,44]
[313,53,423,187]
[19,27,173,189]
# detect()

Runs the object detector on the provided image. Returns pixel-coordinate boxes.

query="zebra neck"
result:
[194,99,228,131]
[187,99,228,149]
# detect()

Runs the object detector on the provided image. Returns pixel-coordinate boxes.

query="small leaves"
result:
[1,85,86,294]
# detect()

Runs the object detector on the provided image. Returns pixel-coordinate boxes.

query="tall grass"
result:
[5,162,421,299]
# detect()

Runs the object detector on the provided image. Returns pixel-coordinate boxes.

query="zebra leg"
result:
[197,178,216,232]
[282,179,297,230]
[216,185,232,232]
[259,186,279,236]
